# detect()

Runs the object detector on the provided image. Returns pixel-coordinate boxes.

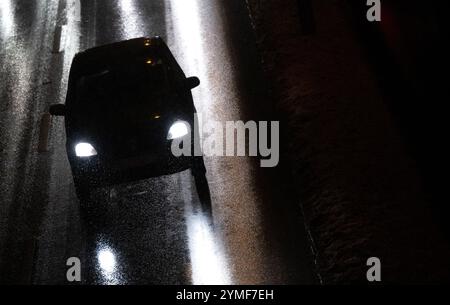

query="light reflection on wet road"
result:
[0,0,315,284]
[0,1,14,39]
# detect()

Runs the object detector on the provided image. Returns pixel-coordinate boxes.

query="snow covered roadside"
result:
[246,0,450,283]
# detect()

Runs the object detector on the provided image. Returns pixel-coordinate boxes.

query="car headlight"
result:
[167,121,189,140]
[75,142,98,157]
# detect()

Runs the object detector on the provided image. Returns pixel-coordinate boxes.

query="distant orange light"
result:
[146,59,153,64]
[154,115,161,119]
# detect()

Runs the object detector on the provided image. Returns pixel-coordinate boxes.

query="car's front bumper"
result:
[69,150,192,188]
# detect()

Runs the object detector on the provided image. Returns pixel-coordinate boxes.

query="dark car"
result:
[49,37,205,207]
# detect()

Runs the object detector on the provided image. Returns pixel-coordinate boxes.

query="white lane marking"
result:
[52,25,66,53]
[54,0,81,54]
[59,0,81,98]
[71,0,81,22]
[0,0,15,39]
[38,113,52,152]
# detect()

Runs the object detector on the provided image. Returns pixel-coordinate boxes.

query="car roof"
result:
[69,37,185,82]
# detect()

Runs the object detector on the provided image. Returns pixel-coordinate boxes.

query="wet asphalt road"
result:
[0,0,316,284]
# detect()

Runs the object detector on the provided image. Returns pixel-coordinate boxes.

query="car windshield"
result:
[75,59,170,110]
[70,57,176,137]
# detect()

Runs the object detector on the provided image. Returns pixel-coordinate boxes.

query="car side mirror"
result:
[49,104,66,116]
[186,76,200,89]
